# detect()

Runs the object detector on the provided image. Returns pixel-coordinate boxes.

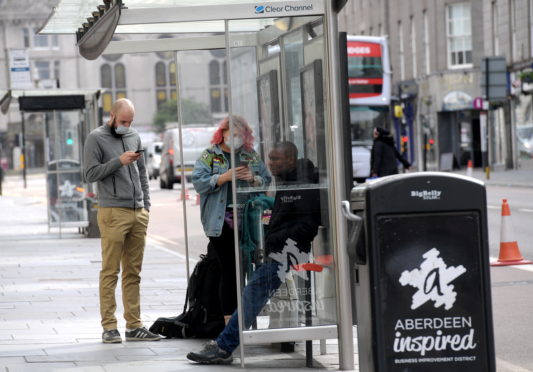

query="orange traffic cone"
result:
[491,199,532,266]
[179,188,190,201]
[466,160,473,178]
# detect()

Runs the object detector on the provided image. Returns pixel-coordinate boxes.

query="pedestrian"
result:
[370,127,411,177]
[83,98,160,343]
[187,141,322,365]
[192,115,271,325]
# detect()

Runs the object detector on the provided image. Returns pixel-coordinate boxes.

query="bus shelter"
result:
[3,90,101,236]
[42,0,354,368]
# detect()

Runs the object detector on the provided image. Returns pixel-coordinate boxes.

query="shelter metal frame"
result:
[41,1,353,369]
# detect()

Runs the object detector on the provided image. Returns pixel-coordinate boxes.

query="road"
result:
[486,186,533,371]
[146,178,533,371]
[146,180,208,265]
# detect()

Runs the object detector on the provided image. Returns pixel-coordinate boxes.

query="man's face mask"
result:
[110,117,131,137]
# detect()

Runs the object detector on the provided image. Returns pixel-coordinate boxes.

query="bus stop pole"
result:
[21,112,27,189]
[324,1,354,370]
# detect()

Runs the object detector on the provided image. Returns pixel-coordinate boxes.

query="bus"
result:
[346,35,392,181]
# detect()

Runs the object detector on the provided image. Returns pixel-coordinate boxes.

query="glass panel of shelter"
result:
[227,14,337,336]
[44,110,87,226]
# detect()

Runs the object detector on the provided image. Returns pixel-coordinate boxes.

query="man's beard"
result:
[109,120,122,138]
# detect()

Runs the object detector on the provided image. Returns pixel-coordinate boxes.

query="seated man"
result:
[187,141,322,364]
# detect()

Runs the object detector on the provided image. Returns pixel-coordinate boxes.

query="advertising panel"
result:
[375,211,490,371]
[347,40,383,99]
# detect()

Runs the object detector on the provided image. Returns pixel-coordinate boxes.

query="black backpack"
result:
[149,254,225,339]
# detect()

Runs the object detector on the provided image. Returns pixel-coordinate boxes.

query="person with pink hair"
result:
[192,115,271,323]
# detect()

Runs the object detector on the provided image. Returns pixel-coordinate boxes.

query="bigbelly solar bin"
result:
[348,172,495,372]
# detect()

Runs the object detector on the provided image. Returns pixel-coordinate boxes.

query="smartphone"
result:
[135,149,145,154]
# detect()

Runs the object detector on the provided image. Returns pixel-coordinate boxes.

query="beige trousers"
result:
[97,207,149,330]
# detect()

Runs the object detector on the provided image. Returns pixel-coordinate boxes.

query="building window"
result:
[33,60,59,79]
[398,21,405,80]
[423,10,430,75]
[32,60,60,88]
[23,27,59,50]
[209,58,228,114]
[23,28,30,48]
[446,2,472,68]
[101,63,127,114]
[491,1,500,56]
[34,61,50,80]
[154,61,177,109]
[410,15,417,78]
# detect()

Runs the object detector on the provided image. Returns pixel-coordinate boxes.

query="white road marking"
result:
[146,235,198,264]
[490,256,533,272]
[519,208,533,213]
[487,205,499,209]
[496,357,533,372]
[149,202,179,207]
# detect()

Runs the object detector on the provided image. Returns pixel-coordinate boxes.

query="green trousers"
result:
[97,207,149,330]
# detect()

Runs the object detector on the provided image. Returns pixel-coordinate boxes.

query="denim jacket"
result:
[192,145,271,237]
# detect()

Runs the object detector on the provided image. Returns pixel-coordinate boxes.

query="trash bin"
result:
[84,197,101,238]
[348,172,495,372]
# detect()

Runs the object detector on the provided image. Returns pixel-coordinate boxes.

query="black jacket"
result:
[371,135,410,177]
[265,159,321,255]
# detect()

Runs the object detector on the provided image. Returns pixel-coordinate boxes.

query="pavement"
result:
[0,164,532,372]
[456,162,533,188]
[0,174,344,372]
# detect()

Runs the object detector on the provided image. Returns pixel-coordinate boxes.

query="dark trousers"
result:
[208,222,237,315]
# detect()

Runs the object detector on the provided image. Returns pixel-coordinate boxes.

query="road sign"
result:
[8,49,33,89]
[480,57,507,102]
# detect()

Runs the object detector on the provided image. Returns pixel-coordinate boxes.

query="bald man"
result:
[84,98,159,343]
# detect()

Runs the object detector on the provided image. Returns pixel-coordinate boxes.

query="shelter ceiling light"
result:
[274,17,292,32]
[76,0,123,60]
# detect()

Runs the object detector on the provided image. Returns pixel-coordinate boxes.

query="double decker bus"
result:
[346,35,392,181]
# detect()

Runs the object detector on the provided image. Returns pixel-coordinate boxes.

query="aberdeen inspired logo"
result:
[399,248,466,310]
[269,238,308,282]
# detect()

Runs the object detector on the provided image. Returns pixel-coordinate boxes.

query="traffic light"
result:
[66,131,74,146]
[394,104,403,118]
[401,136,408,153]
[426,138,435,151]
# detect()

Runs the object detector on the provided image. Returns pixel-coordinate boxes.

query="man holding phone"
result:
[84,98,160,344]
